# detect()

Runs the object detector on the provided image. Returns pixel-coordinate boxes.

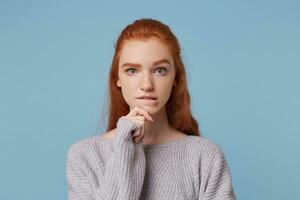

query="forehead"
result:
[118,38,174,65]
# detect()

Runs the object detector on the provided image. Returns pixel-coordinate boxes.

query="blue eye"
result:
[125,68,137,75]
[155,67,168,75]
[125,67,168,76]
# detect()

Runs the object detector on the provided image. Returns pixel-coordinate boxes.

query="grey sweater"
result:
[66,117,236,200]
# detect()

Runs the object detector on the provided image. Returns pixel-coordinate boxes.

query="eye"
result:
[155,67,168,75]
[125,68,137,75]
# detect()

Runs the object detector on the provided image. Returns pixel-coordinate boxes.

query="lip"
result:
[136,96,158,100]
[136,97,158,106]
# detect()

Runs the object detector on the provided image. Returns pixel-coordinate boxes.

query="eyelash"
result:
[125,67,168,75]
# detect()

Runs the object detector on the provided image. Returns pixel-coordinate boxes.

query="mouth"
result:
[136,97,158,100]
[136,97,158,105]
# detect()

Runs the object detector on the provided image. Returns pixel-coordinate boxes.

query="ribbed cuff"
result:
[115,117,141,143]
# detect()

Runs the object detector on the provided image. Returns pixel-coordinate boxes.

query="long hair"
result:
[97,18,200,136]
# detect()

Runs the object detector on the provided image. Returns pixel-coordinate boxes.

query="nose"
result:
[140,73,154,91]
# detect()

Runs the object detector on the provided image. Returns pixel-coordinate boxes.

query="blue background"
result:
[1,0,299,199]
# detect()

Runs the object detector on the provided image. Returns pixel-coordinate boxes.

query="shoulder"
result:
[188,135,223,152]
[67,136,96,159]
[185,136,230,172]
[66,134,111,163]
[186,135,226,162]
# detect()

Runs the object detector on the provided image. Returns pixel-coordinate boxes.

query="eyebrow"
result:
[121,59,171,68]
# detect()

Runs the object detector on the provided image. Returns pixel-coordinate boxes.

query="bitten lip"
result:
[136,95,157,99]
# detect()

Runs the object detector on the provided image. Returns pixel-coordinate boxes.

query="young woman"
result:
[66,18,236,200]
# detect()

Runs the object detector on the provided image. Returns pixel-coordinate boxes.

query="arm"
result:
[66,117,146,200]
[66,149,119,200]
[112,117,146,199]
[200,146,236,200]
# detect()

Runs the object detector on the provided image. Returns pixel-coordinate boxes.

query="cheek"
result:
[121,86,133,98]
[158,82,174,100]
[120,83,138,105]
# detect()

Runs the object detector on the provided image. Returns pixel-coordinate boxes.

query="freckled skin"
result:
[103,37,185,145]
[116,38,176,115]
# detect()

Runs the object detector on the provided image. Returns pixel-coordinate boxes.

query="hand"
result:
[120,106,154,144]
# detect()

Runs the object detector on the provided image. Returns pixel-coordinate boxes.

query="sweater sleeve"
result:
[66,117,146,200]
[112,117,146,199]
[200,146,236,200]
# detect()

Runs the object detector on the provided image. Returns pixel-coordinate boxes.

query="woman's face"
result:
[117,37,176,115]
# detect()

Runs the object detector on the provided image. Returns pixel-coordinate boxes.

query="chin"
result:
[141,105,164,115]
[130,104,159,114]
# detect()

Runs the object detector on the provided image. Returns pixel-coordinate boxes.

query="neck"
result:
[142,106,174,144]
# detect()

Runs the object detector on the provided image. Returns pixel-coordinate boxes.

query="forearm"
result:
[67,117,146,200]
[112,117,146,199]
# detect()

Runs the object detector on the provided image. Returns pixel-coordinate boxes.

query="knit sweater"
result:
[66,117,236,200]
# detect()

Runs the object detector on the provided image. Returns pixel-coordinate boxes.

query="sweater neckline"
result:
[142,135,190,149]
[100,135,192,149]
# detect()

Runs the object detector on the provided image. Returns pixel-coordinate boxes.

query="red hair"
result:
[97,18,200,136]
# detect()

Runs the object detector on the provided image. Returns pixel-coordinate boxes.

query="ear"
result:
[117,79,121,87]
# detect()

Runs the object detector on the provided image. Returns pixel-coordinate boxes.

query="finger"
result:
[139,124,145,141]
[138,108,154,122]
[133,128,142,143]
[135,137,141,143]
[132,128,141,137]
[127,107,140,117]
[142,124,146,137]
[135,128,142,143]
[132,131,138,137]
[133,106,154,122]
[122,116,143,126]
